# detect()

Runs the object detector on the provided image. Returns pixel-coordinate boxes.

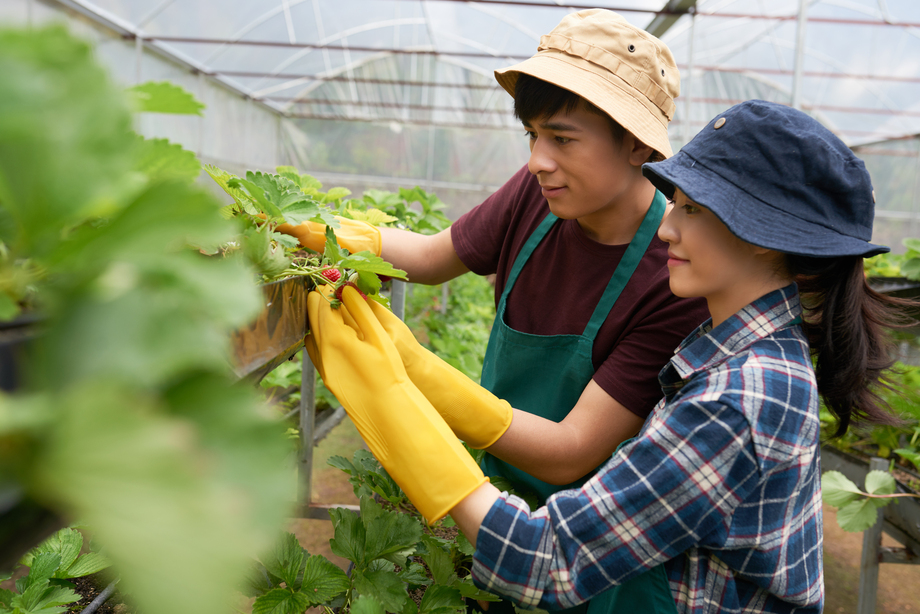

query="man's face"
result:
[524,103,634,223]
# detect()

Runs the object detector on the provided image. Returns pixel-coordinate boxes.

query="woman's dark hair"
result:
[789,254,916,437]
[513,73,634,151]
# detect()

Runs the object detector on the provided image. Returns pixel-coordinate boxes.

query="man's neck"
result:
[576,181,658,245]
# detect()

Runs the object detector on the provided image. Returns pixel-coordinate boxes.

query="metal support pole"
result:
[391,280,407,321]
[135,35,143,85]
[791,0,809,110]
[298,349,317,507]
[682,7,697,147]
[857,457,887,614]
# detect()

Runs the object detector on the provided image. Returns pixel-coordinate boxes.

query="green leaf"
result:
[20,553,61,591]
[133,137,201,185]
[251,588,312,614]
[0,292,20,321]
[417,584,466,614]
[126,81,205,115]
[328,506,367,567]
[14,582,80,614]
[361,497,423,564]
[351,595,386,614]
[279,199,327,226]
[895,448,920,472]
[339,252,407,279]
[203,165,254,213]
[352,568,409,613]
[455,577,502,602]
[24,528,83,578]
[261,533,306,590]
[836,498,882,532]
[229,177,283,218]
[865,470,897,498]
[0,26,136,258]
[299,555,350,605]
[420,536,457,587]
[398,561,431,587]
[821,471,864,508]
[323,226,344,262]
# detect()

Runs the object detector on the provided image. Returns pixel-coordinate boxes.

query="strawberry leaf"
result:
[251,588,312,614]
[361,497,422,565]
[821,471,863,508]
[417,584,466,614]
[328,507,367,568]
[339,252,407,280]
[299,555,349,605]
[352,568,408,613]
[836,497,882,533]
[350,595,386,614]
[133,137,201,185]
[261,533,306,591]
[126,81,205,115]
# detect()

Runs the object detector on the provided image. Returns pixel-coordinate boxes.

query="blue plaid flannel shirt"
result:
[472,284,824,613]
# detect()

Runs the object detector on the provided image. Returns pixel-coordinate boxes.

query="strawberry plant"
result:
[242,450,500,614]
[0,527,113,614]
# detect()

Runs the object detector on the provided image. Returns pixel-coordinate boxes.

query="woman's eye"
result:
[682,204,700,214]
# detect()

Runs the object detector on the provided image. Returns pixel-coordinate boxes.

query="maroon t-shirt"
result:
[451,165,710,419]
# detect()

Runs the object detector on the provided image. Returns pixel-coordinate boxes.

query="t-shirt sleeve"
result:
[593,288,710,419]
[451,165,534,276]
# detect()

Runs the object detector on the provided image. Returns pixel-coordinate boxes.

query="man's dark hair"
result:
[512,73,663,162]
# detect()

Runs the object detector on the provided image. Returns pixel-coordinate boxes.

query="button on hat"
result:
[494,9,679,159]
[641,100,888,258]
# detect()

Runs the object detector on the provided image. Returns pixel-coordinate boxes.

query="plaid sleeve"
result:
[471,392,761,610]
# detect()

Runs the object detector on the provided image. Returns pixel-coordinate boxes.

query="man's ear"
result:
[625,134,656,167]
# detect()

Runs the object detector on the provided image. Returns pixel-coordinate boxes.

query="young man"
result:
[290,9,708,612]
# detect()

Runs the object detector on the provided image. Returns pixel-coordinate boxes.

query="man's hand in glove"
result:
[277,216,381,256]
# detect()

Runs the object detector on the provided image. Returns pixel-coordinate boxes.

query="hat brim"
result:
[642,152,889,258]
[495,52,673,159]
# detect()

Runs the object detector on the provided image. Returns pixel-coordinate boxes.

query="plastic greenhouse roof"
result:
[56,0,920,148]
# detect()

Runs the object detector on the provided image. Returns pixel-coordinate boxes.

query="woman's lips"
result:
[667,251,688,267]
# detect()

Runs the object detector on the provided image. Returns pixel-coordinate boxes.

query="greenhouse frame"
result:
[3,0,920,247]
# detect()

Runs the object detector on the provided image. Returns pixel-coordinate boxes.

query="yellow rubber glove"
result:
[304,285,487,523]
[366,300,512,449]
[276,217,381,256]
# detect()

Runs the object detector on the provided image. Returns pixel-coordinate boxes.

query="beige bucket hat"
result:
[495,9,680,159]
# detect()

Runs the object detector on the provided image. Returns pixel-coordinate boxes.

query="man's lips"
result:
[540,184,566,198]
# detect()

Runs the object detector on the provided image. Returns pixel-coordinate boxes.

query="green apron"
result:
[479,191,677,614]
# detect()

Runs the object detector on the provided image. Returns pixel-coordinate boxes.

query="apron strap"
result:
[498,211,559,306]
[582,191,667,340]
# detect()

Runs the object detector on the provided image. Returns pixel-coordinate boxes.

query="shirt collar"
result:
[665,284,804,386]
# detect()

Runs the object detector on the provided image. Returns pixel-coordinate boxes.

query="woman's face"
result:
[657,188,789,326]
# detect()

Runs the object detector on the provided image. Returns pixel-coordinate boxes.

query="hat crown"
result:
[683,100,876,242]
[539,9,680,112]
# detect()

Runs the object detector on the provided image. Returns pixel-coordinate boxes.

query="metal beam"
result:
[646,0,698,38]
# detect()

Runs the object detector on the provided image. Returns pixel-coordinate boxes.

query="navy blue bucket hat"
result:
[642,99,888,258]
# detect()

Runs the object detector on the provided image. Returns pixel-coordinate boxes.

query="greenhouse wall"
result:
[1,0,294,178]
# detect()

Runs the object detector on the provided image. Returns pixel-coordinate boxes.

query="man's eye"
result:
[683,204,700,214]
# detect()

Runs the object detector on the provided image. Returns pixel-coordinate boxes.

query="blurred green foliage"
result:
[0,24,294,614]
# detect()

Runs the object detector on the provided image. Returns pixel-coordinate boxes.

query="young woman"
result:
[306,99,911,613]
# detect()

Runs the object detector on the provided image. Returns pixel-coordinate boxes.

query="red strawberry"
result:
[334,281,366,302]
[320,268,342,283]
